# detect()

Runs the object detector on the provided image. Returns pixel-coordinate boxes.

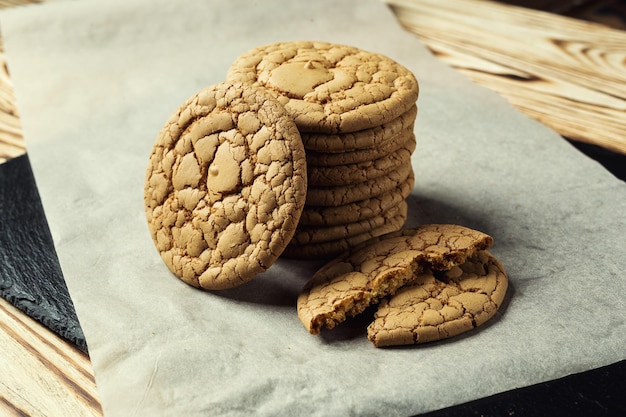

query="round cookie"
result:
[301,105,417,152]
[305,162,413,207]
[305,126,415,167]
[283,205,408,259]
[299,169,415,227]
[292,201,408,246]
[297,224,494,334]
[367,251,508,347]
[307,135,415,186]
[144,81,307,290]
[227,41,419,134]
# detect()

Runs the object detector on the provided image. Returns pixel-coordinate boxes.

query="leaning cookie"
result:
[144,81,307,290]
[367,251,508,347]
[297,224,494,335]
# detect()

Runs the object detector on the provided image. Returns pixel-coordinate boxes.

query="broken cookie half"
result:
[297,224,508,347]
[368,250,508,347]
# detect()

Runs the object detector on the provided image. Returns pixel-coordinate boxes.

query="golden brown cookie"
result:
[367,251,508,347]
[291,201,408,246]
[227,41,419,134]
[283,205,408,259]
[306,135,415,186]
[301,105,417,152]
[305,162,413,206]
[305,126,415,167]
[297,225,493,334]
[144,81,307,290]
[298,169,414,227]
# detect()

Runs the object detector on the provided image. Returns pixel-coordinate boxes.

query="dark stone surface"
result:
[417,360,626,417]
[0,153,87,352]
[570,140,626,182]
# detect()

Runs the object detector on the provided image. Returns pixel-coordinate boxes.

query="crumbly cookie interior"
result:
[367,251,508,347]
[297,225,494,335]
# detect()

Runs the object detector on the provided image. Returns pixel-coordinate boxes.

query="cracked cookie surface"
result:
[144,81,307,290]
[227,41,419,134]
[297,224,493,334]
[367,250,508,347]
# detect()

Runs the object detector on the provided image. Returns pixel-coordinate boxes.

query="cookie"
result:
[144,81,307,290]
[297,225,493,334]
[283,205,408,259]
[298,169,414,227]
[226,41,419,134]
[305,126,415,167]
[306,135,415,186]
[301,105,417,152]
[305,161,413,206]
[291,201,408,246]
[367,250,508,347]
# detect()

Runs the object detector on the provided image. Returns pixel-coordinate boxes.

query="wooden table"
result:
[1,0,625,415]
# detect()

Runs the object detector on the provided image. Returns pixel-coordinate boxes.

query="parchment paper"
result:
[2,0,625,416]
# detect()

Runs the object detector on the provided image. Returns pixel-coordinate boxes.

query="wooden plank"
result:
[0,296,102,417]
[385,0,626,155]
[0,0,47,163]
[0,36,26,164]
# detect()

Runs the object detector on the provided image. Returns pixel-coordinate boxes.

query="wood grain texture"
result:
[0,297,102,417]
[0,0,46,163]
[386,0,626,155]
[0,38,25,164]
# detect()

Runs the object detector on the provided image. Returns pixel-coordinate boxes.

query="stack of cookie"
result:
[227,41,419,258]
[287,110,417,258]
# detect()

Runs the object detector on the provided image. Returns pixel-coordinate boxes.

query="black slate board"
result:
[419,359,626,417]
[0,153,87,352]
